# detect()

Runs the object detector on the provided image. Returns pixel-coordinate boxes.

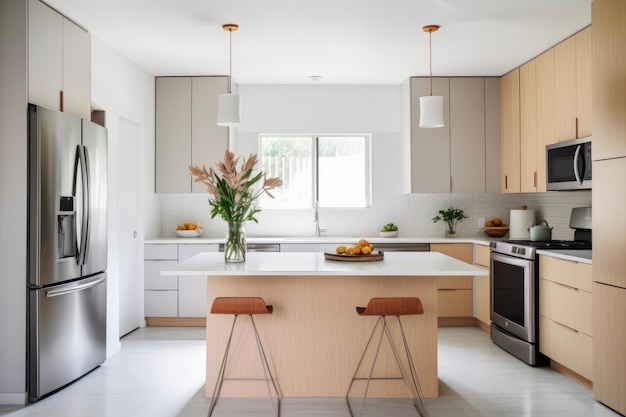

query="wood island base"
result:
[205,274,438,399]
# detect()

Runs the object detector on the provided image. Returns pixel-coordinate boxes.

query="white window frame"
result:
[259,134,372,209]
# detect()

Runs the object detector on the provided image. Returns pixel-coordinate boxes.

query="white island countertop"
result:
[162,251,489,277]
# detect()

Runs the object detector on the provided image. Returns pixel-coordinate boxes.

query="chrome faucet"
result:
[314,200,327,237]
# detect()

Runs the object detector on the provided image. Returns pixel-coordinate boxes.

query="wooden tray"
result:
[324,251,384,262]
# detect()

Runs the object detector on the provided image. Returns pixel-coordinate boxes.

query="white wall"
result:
[159,84,591,241]
[0,0,29,404]
[90,35,157,357]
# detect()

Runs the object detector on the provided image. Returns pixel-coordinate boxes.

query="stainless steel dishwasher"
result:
[374,243,430,252]
[218,243,281,252]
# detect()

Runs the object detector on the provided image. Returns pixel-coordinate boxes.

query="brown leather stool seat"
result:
[346,297,430,417]
[208,297,281,417]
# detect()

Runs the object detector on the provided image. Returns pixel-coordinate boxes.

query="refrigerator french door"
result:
[27,104,108,401]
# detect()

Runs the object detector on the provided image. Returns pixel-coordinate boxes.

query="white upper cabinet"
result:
[155,76,229,193]
[411,77,500,193]
[28,0,90,119]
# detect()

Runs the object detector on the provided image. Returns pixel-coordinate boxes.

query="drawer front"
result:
[144,260,178,290]
[145,290,178,317]
[438,289,473,317]
[178,243,219,261]
[539,255,592,292]
[474,244,490,268]
[539,279,593,336]
[539,316,593,380]
[144,244,178,260]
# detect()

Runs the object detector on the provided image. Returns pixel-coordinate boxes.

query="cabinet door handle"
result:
[554,320,579,334]
[505,175,508,190]
[59,90,64,112]
[533,171,537,188]
[575,117,579,139]
[553,281,579,291]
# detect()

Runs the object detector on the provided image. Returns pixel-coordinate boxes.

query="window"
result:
[260,135,371,208]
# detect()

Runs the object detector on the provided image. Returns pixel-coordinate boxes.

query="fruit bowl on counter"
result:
[483,217,509,237]
[484,227,509,237]
[175,222,204,238]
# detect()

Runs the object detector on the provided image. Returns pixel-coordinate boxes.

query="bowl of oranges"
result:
[175,222,204,237]
[484,218,509,237]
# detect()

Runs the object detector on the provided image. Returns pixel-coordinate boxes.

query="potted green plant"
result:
[432,207,468,238]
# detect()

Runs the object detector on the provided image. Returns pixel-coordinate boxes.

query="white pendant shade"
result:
[419,95,444,128]
[217,93,241,126]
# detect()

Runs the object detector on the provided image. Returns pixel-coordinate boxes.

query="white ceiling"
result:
[44,0,592,85]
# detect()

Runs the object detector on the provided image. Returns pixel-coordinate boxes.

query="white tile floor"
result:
[0,326,621,417]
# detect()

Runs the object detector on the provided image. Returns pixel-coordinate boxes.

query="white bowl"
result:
[378,231,398,238]
[175,229,204,238]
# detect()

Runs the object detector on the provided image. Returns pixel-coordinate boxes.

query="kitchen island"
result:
[163,251,488,399]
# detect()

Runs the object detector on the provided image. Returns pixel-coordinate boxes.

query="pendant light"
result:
[419,24,444,128]
[217,24,241,126]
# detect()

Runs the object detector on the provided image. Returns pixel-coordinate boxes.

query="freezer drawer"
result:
[29,274,107,401]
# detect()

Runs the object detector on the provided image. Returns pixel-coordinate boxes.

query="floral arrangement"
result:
[189,150,282,262]
[432,207,468,236]
[189,150,283,224]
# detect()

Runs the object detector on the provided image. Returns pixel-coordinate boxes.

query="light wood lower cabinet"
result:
[431,243,473,321]
[473,244,490,330]
[539,255,593,381]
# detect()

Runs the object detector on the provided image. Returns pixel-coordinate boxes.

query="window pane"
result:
[260,136,313,209]
[318,136,367,208]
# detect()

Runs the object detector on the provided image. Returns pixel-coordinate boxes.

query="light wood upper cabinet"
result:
[411,77,500,194]
[155,76,229,193]
[520,60,537,193]
[593,0,626,161]
[535,49,555,192]
[576,27,592,138]
[28,0,90,119]
[555,27,592,142]
[500,69,520,193]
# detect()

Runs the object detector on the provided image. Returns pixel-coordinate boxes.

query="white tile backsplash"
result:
[158,131,591,240]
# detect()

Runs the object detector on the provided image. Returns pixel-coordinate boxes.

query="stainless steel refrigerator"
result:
[27,104,108,401]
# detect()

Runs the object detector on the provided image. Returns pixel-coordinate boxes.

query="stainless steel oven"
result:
[489,243,548,366]
[488,207,592,366]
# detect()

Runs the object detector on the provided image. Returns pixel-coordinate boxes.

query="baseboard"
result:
[0,392,27,405]
[438,317,477,327]
[146,317,206,327]
[475,320,491,333]
[550,360,592,391]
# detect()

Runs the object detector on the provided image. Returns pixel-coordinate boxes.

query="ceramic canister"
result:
[509,208,536,240]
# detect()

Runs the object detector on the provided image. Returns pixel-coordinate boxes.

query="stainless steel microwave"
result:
[546,137,592,191]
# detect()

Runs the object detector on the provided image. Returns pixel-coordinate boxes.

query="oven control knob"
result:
[505,321,509,328]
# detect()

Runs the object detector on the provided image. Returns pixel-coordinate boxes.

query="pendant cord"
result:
[429,30,433,96]
[228,29,233,94]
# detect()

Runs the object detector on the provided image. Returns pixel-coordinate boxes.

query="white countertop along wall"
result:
[162,251,490,277]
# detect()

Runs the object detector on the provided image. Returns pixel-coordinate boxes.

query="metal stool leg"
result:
[208,314,239,417]
[346,315,430,417]
[208,314,281,417]
[250,315,281,417]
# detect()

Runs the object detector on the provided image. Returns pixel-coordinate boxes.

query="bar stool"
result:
[346,297,430,417]
[208,297,281,417]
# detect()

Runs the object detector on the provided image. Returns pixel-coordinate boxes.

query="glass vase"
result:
[224,221,247,262]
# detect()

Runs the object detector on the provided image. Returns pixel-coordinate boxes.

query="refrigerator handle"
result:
[45,276,106,298]
[75,145,90,265]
